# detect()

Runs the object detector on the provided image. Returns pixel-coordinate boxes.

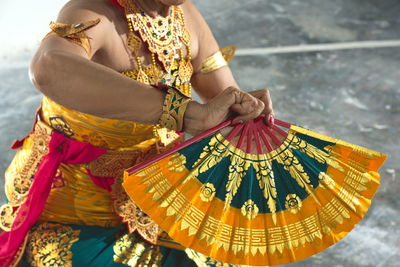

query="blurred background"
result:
[0,0,399,266]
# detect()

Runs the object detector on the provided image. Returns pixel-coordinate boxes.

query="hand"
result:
[183,87,265,135]
[248,89,274,125]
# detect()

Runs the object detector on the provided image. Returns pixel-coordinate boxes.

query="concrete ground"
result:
[1,0,399,266]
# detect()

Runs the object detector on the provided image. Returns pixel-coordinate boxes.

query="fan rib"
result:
[256,122,273,152]
[272,124,289,139]
[263,124,282,146]
[237,122,249,150]
[253,125,263,154]
[274,119,291,129]
[246,121,254,153]
[226,124,244,141]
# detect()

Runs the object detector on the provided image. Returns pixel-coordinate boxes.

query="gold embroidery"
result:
[113,233,164,266]
[140,163,366,255]
[1,121,52,231]
[0,205,14,232]
[41,96,156,150]
[168,154,187,172]
[87,147,157,179]
[159,87,190,132]
[253,154,277,224]
[284,194,303,214]
[10,235,29,267]
[274,148,321,206]
[112,178,161,244]
[188,133,312,213]
[224,151,251,211]
[187,136,229,184]
[122,120,386,265]
[241,200,259,220]
[319,172,335,189]
[199,183,216,202]
[81,131,109,148]
[49,116,75,137]
[39,162,121,228]
[25,223,80,267]
[185,248,242,267]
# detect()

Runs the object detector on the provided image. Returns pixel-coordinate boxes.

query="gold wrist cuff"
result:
[158,86,190,132]
[200,46,236,74]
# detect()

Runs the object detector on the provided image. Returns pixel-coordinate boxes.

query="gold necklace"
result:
[120,0,191,74]
[118,0,191,147]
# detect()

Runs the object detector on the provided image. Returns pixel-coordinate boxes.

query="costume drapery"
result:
[0,2,235,266]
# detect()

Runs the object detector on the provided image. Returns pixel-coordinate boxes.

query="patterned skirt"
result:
[20,222,200,267]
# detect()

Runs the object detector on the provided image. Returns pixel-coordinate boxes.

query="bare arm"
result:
[30,2,267,136]
[183,1,238,102]
[30,4,168,125]
[184,1,274,124]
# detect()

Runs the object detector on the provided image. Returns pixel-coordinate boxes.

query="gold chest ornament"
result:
[119,0,193,97]
[118,0,193,146]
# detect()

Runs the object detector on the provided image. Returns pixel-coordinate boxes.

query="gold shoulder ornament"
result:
[199,45,236,74]
[42,18,101,58]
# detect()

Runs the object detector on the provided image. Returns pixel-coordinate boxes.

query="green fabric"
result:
[20,222,197,267]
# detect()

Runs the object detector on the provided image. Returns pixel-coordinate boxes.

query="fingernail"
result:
[268,115,275,125]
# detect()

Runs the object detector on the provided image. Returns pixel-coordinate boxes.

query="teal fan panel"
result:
[179,130,336,214]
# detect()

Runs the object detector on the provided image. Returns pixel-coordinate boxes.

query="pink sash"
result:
[0,126,106,266]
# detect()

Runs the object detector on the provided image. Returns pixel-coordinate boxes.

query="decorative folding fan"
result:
[123,117,387,266]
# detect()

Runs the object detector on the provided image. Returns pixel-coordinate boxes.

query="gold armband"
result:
[158,86,191,132]
[42,18,101,58]
[199,46,236,74]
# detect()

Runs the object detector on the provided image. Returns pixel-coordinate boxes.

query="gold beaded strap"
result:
[199,46,236,74]
[158,86,190,132]
[42,18,101,58]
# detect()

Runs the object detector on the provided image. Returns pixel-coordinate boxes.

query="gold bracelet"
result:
[158,86,190,132]
[199,46,236,74]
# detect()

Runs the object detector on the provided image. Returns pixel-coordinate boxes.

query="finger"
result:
[256,89,274,125]
[230,96,260,120]
[248,88,268,98]
[232,99,265,123]
[211,87,241,109]
[230,101,257,115]
[255,89,272,114]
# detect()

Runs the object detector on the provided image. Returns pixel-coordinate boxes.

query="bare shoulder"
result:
[55,0,116,27]
[180,1,203,25]
[44,0,126,57]
[180,0,210,60]
[180,0,220,68]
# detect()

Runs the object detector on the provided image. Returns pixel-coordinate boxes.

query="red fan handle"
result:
[126,117,291,175]
[226,117,289,153]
